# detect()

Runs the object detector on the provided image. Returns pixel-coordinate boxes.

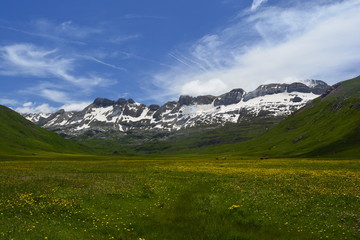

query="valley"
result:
[1,1,359,239]
[0,77,359,239]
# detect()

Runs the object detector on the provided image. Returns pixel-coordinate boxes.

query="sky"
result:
[0,0,359,113]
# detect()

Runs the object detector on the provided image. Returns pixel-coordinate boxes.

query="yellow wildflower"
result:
[228,205,241,210]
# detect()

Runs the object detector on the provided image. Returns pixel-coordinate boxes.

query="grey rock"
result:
[287,83,310,93]
[310,80,330,94]
[194,95,216,105]
[116,98,128,105]
[243,84,287,101]
[214,88,244,106]
[178,95,193,106]
[93,98,115,107]
[291,96,303,102]
[148,104,160,111]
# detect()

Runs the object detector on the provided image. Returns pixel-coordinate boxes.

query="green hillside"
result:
[0,105,90,157]
[216,76,360,158]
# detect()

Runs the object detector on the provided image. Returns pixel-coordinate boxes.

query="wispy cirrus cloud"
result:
[0,43,111,87]
[79,55,128,71]
[0,25,86,45]
[0,43,117,111]
[29,19,103,41]
[151,0,360,100]
[251,0,268,11]
[108,34,141,44]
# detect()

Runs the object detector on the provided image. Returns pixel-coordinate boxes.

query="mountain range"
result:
[1,76,359,159]
[103,76,359,158]
[23,80,330,138]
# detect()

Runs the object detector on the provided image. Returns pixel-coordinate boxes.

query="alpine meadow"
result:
[0,0,360,240]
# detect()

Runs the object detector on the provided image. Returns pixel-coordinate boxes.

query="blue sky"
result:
[0,0,359,113]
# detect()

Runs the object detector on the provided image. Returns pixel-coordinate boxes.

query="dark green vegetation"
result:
[0,158,359,240]
[0,106,90,157]
[81,118,281,156]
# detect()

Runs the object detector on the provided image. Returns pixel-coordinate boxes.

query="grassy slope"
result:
[0,105,90,157]
[213,76,360,158]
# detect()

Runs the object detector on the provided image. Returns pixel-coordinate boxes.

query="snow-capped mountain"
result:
[24,80,330,137]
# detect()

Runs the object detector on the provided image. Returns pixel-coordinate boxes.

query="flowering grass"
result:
[0,157,359,239]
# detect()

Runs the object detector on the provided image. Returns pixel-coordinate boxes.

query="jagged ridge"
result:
[24,80,329,137]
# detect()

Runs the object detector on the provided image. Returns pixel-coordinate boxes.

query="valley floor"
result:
[0,157,359,240]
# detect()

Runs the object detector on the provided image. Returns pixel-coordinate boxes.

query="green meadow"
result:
[0,157,359,240]
[0,77,359,239]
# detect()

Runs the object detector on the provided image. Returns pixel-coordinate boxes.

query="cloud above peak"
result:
[151,0,360,99]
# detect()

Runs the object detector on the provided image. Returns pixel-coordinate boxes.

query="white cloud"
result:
[0,44,70,78]
[60,102,91,111]
[181,79,228,96]
[152,0,360,98]
[15,102,56,113]
[251,0,268,11]
[23,102,33,107]
[0,43,113,88]
[0,43,116,105]
[40,89,70,103]
[0,98,19,106]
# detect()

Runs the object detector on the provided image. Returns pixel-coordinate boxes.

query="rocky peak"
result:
[148,104,160,111]
[115,98,128,105]
[287,82,311,93]
[55,109,66,114]
[153,101,178,121]
[194,95,216,105]
[308,80,330,94]
[243,84,287,102]
[93,98,115,107]
[178,95,193,106]
[214,88,244,106]
[178,95,216,106]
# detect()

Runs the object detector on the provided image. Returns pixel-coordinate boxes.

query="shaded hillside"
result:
[0,105,90,157]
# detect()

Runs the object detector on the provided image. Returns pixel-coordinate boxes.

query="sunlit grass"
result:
[0,158,359,239]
